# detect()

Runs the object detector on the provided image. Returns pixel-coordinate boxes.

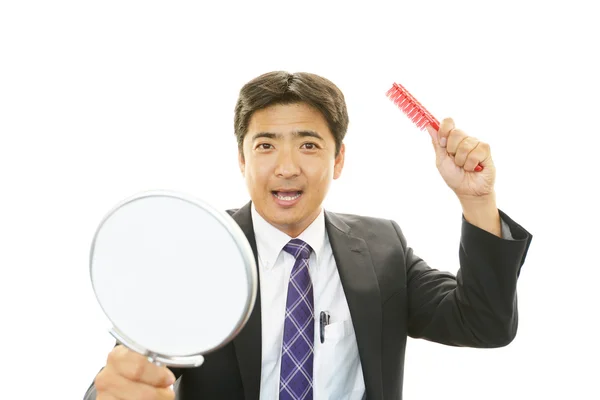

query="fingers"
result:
[430,117,490,172]
[96,393,119,400]
[108,345,175,388]
[445,128,468,156]
[96,368,175,400]
[436,117,455,148]
[426,124,446,159]
[426,124,438,144]
[452,135,478,166]
[95,345,176,400]
[464,142,490,171]
[449,133,490,171]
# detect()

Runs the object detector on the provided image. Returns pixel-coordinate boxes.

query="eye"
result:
[302,142,319,150]
[256,143,273,150]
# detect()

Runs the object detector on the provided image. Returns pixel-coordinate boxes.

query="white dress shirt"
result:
[251,204,366,400]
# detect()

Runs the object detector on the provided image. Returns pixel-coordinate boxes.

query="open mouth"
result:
[272,191,303,201]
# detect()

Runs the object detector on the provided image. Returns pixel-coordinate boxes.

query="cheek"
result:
[245,160,272,187]
[307,161,334,188]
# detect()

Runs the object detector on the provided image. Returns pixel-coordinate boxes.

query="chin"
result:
[269,210,302,224]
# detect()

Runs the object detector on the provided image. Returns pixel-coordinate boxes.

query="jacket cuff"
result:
[461,209,533,277]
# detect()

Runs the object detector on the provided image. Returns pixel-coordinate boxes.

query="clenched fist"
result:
[95,345,176,400]
[426,117,496,198]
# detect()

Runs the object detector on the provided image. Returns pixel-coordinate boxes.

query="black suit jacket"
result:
[84,201,532,399]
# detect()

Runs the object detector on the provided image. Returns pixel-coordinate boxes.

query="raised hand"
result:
[426,117,496,199]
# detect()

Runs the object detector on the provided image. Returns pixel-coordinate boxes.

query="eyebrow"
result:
[251,130,325,142]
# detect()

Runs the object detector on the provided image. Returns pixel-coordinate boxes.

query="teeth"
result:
[275,192,301,201]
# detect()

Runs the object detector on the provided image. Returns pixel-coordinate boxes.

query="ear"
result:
[238,150,245,176]
[333,143,345,180]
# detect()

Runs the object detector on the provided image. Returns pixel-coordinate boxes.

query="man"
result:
[86,71,532,399]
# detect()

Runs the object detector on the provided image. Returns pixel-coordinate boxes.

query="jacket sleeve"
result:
[396,209,532,348]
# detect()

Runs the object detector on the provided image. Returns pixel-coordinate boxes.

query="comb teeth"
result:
[386,82,484,172]
[386,83,439,131]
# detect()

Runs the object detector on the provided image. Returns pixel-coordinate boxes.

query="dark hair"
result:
[234,71,349,157]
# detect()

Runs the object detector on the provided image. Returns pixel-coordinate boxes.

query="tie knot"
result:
[283,238,312,260]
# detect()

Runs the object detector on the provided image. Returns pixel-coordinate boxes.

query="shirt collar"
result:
[251,202,326,270]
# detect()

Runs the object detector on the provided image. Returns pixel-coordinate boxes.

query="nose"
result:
[274,147,301,178]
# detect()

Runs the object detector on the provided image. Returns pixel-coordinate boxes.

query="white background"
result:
[1,1,599,399]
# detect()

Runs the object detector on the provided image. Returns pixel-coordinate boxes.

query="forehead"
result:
[246,102,332,139]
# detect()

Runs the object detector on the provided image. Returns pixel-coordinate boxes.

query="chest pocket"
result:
[324,319,354,341]
[317,319,365,399]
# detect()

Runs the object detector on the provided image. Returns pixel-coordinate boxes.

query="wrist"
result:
[459,192,502,237]
[458,191,497,210]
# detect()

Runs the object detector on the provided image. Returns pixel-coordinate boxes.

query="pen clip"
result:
[319,311,330,344]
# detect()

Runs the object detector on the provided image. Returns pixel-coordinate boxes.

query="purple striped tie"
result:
[279,238,314,400]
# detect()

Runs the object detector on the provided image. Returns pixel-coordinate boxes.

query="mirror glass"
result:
[89,191,257,366]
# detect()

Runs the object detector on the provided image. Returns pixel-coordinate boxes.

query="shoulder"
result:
[327,210,402,240]
[330,210,393,226]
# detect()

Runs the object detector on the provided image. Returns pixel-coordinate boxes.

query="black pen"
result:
[319,311,330,343]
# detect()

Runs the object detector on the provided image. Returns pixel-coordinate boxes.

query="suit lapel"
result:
[230,202,262,400]
[325,211,384,399]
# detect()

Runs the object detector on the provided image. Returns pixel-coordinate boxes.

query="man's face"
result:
[239,102,345,237]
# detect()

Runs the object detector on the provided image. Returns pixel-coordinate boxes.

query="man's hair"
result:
[234,71,349,157]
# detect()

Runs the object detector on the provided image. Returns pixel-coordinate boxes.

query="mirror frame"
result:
[89,190,258,367]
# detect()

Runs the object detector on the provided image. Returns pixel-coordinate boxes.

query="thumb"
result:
[426,124,446,160]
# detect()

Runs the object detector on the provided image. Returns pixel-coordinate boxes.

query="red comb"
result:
[386,82,483,172]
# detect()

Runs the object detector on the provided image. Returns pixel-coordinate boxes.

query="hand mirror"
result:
[89,190,257,368]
